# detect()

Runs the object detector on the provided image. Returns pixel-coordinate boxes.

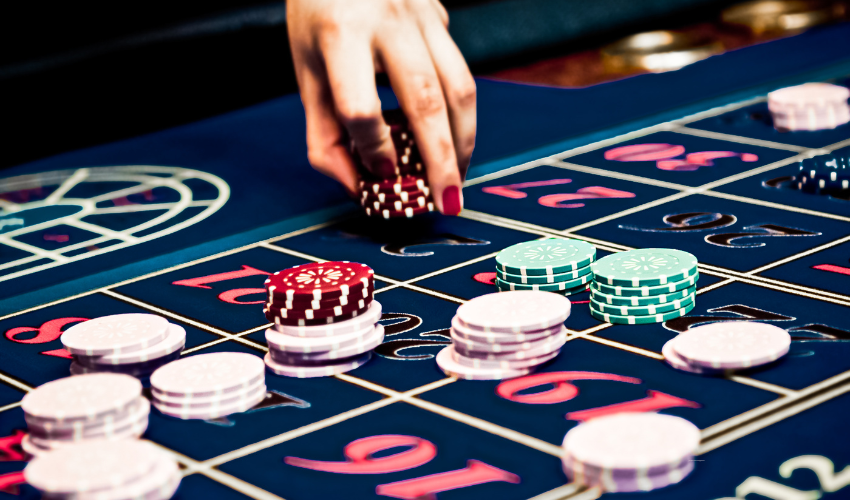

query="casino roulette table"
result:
[2,14,850,500]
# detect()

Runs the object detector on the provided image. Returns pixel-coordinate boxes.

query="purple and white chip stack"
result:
[437,291,572,380]
[20,373,149,457]
[25,440,180,500]
[561,413,700,493]
[61,314,186,379]
[264,301,385,378]
[150,352,267,420]
[663,321,791,375]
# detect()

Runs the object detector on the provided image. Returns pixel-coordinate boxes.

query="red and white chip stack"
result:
[20,373,149,457]
[437,291,572,380]
[262,261,384,377]
[61,313,186,378]
[355,109,435,219]
[768,82,850,131]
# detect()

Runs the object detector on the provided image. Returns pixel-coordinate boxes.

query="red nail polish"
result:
[442,186,462,216]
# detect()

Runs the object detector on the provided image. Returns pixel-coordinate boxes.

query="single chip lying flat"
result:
[672,321,791,369]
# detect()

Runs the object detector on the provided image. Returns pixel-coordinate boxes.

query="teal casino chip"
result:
[590,285,695,306]
[496,265,591,285]
[556,285,590,297]
[496,239,596,276]
[592,273,699,297]
[590,292,694,316]
[494,273,592,292]
[590,301,695,325]
[592,249,698,287]
[496,281,589,296]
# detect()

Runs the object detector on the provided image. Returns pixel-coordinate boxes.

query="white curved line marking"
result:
[66,218,139,243]
[92,201,211,214]
[45,168,89,204]
[0,237,70,263]
[0,165,230,284]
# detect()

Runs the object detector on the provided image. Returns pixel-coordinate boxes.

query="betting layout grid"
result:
[0,84,849,500]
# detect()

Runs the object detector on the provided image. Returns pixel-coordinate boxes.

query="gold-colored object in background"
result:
[601,31,724,73]
[722,0,847,34]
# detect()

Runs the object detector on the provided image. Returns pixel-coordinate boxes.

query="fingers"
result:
[417,9,477,181]
[290,0,469,210]
[320,32,397,178]
[377,24,463,215]
[293,48,361,196]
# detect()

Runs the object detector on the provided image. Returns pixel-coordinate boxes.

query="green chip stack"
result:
[494,239,597,296]
[589,248,698,325]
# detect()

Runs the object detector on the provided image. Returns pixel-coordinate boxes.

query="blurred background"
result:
[2,0,848,170]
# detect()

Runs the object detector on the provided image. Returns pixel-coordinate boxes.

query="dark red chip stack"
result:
[353,109,434,219]
[262,261,384,378]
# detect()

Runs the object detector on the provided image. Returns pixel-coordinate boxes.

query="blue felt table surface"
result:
[2,22,850,314]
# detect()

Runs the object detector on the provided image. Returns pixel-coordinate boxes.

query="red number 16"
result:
[285,434,519,499]
[605,143,758,171]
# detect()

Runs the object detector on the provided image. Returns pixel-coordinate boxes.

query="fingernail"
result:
[441,185,462,216]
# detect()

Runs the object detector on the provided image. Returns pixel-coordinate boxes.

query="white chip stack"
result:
[21,373,148,457]
[150,352,266,420]
[768,82,850,131]
[25,440,180,500]
[264,301,384,378]
[561,413,700,493]
[62,313,186,378]
[437,291,572,380]
[663,321,791,375]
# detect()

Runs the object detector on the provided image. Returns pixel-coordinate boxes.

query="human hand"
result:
[287,0,476,215]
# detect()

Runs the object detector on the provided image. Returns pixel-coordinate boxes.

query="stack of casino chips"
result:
[793,147,850,196]
[355,109,435,219]
[768,82,850,132]
[561,413,700,493]
[262,261,384,377]
[436,291,571,380]
[663,321,791,375]
[25,440,180,500]
[20,373,149,457]
[494,239,597,296]
[61,313,186,378]
[589,249,698,325]
[150,352,266,420]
